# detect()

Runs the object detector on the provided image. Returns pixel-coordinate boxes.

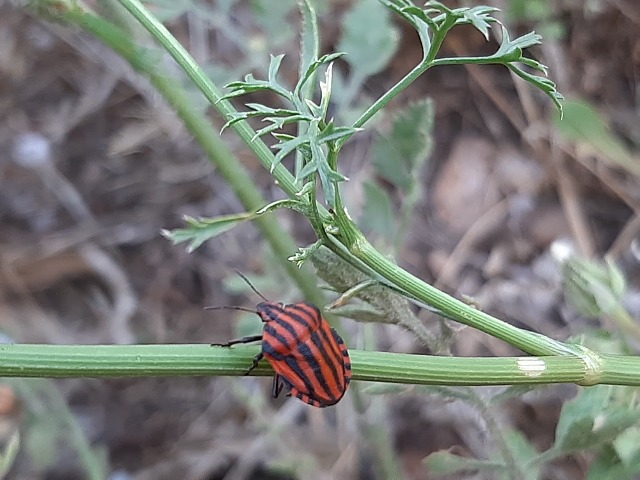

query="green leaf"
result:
[562,255,627,318]
[314,142,348,208]
[273,134,312,170]
[425,450,503,475]
[360,182,395,242]
[251,0,296,48]
[372,99,434,190]
[296,52,345,99]
[458,6,499,40]
[298,0,320,81]
[267,54,285,85]
[222,64,292,102]
[318,122,362,144]
[162,213,256,252]
[501,429,540,480]
[255,114,314,139]
[554,386,640,454]
[613,426,640,466]
[0,429,20,478]
[362,383,409,395]
[379,1,432,50]
[338,0,400,78]
[555,386,610,450]
[588,444,640,480]
[255,198,309,215]
[554,99,639,177]
[163,200,306,253]
[287,240,322,268]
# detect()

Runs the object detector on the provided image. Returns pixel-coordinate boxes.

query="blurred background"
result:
[0,0,639,479]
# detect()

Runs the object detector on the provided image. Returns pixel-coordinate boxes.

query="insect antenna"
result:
[204,305,256,313]
[234,269,270,302]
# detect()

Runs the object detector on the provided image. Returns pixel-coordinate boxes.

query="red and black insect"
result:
[210,273,351,408]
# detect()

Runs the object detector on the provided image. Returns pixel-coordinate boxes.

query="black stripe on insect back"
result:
[289,303,346,389]
[269,304,318,343]
[261,305,315,358]
[270,304,339,402]
[295,342,337,403]
[308,329,342,390]
[281,352,322,398]
[287,302,321,328]
[316,324,344,368]
[280,303,321,332]
[277,304,342,388]
[261,302,342,402]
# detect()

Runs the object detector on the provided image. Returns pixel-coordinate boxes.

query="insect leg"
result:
[272,374,284,398]
[245,352,264,375]
[211,334,263,347]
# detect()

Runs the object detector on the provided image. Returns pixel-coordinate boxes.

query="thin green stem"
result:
[2,345,640,386]
[114,0,300,198]
[431,56,521,67]
[471,390,523,478]
[424,19,455,63]
[60,8,324,305]
[337,61,429,148]
[358,238,575,356]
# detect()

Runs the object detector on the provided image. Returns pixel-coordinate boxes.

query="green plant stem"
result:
[338,61,428,149]
[113,0,300,199]
[52,1,614,362]
[58,8,324,306]
[1,344,639,386]
[328,211,578,356]
[472,390,525,478]
[103,0,560,359]
[610,305,640,342]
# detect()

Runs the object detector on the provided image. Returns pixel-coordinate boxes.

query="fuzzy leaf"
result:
[458,6,499,39]
[298,0,320,80]
[338,0,399,78]
[372,99,434,190]
[251,0,296,48]
[425,450,503,475]
[362,384,409,395]
[162,213,255,252]
[164,200,305,252]
[554,100,639,176]
[554,386,640,454]
[296,52,345,99]
[360,182,395,242]
[588,444,640,480]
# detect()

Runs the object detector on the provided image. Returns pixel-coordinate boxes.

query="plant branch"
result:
[1,344,639,386]
[113,0,300,197]
[55,6,324,304]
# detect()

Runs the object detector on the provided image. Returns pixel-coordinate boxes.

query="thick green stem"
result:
[328,217,579,356]
[1,345,639,386]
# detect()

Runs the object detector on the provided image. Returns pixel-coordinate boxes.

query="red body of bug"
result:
[214,300,351,408]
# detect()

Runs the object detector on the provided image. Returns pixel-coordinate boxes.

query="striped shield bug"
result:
[209,272,351,408]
